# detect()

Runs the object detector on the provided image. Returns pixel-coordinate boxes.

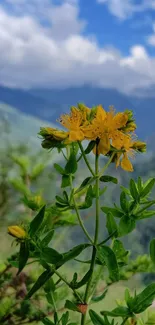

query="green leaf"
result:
[44,278,55,293]
[55,213,77,227]
[17,241,29,275]
[85,140,96,154]
[9,260,19,268]
[97,246,119,282]
[26,269,52,299]
[41,247,63,264]
[150,239,155,264]
[71,269,92,289]
[10,179,30,196]
[78,185,94,209]
[140,178,155,198]
[118,215,135,236]
[65,300,79,312]
[101,207,124,219]
[31,163,45,180]
[89,309,105,325]
[92,289,108,302]
[61,175,70,188]
[65,152,77,174]
[54,163,66,175]
[138,210,155,219]
[130,179,139,201]
[99,187,107,197]
[100,175,118,184]
[131,283,155,314]
[54,312,58,324]
[29,205,46,236]
[41,230,54,247]
[101,306,131,317]
[62,244,90,264]
[137,177,143,193]
[61,311,69,325]
[112,240,129,263]
[106,212,118,238]
[120,191,128,212]
[63,191,69,202]
[56,196,67,205]
[75,177,94,194]
[42,318,55,325]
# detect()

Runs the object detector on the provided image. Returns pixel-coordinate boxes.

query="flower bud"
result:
[8,226,27,239]
[124,121,137,132]
[124,109,134,121]
[52,130,69,141]
[39,127,68,140]
[132,141,146,152]
[77,304,88,314]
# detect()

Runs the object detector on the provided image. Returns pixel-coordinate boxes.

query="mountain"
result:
[0,103,56,149]
[0,85,61,122]
[0,84,155,140]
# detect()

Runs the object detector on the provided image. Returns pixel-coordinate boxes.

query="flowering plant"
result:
[6,104,155,325]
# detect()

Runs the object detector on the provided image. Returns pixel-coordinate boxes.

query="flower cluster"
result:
[39,104,146,172]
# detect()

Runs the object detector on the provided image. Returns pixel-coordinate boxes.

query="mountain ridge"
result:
[0,85,155,140]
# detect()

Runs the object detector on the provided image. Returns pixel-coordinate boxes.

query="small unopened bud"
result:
[132,141,146,152]
[8,226,27,239]
[124,109,134,120]
[77,304,88,314]
[52,130,69,141]
[124,121,137,132]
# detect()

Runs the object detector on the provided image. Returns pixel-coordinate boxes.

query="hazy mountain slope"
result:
[0,103,56,149]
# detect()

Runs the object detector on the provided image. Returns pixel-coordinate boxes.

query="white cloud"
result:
[0,1,155,94]
[97,0,155,20]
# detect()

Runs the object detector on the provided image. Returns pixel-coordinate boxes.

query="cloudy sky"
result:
[0,0,155,93]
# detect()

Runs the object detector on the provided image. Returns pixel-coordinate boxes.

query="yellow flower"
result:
[59,106,88,142]
[8,226,27,239]
[115,136,135,172]
[83,106,129,154]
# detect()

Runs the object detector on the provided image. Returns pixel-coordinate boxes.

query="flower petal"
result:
[69,130,84,141]
[98,136,110,155]
[121,153,133,172]
[96,105,107,121]
[113,112,128,129]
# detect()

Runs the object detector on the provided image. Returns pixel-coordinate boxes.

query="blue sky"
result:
[0,0,155,94]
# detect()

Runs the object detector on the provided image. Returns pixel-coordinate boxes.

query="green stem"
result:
[78,141,95,177]
[81,149,100,325]
[67,145,93,245]
[120,316,129,325]
[50,291,59,323]
[54,269,83,303]
[99,152,115,178]
[72,194,94,245]
[98,230,117,246]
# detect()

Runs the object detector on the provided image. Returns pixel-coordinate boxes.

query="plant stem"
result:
[72,194,94,245]
[66,145,93,245]
[99,152,115,178]
[54,269,83,303]
[120,316,129,325]
[78,142,95,177]
[98,230,117,246]
[81,149,100,325]
[50,291,59,323]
